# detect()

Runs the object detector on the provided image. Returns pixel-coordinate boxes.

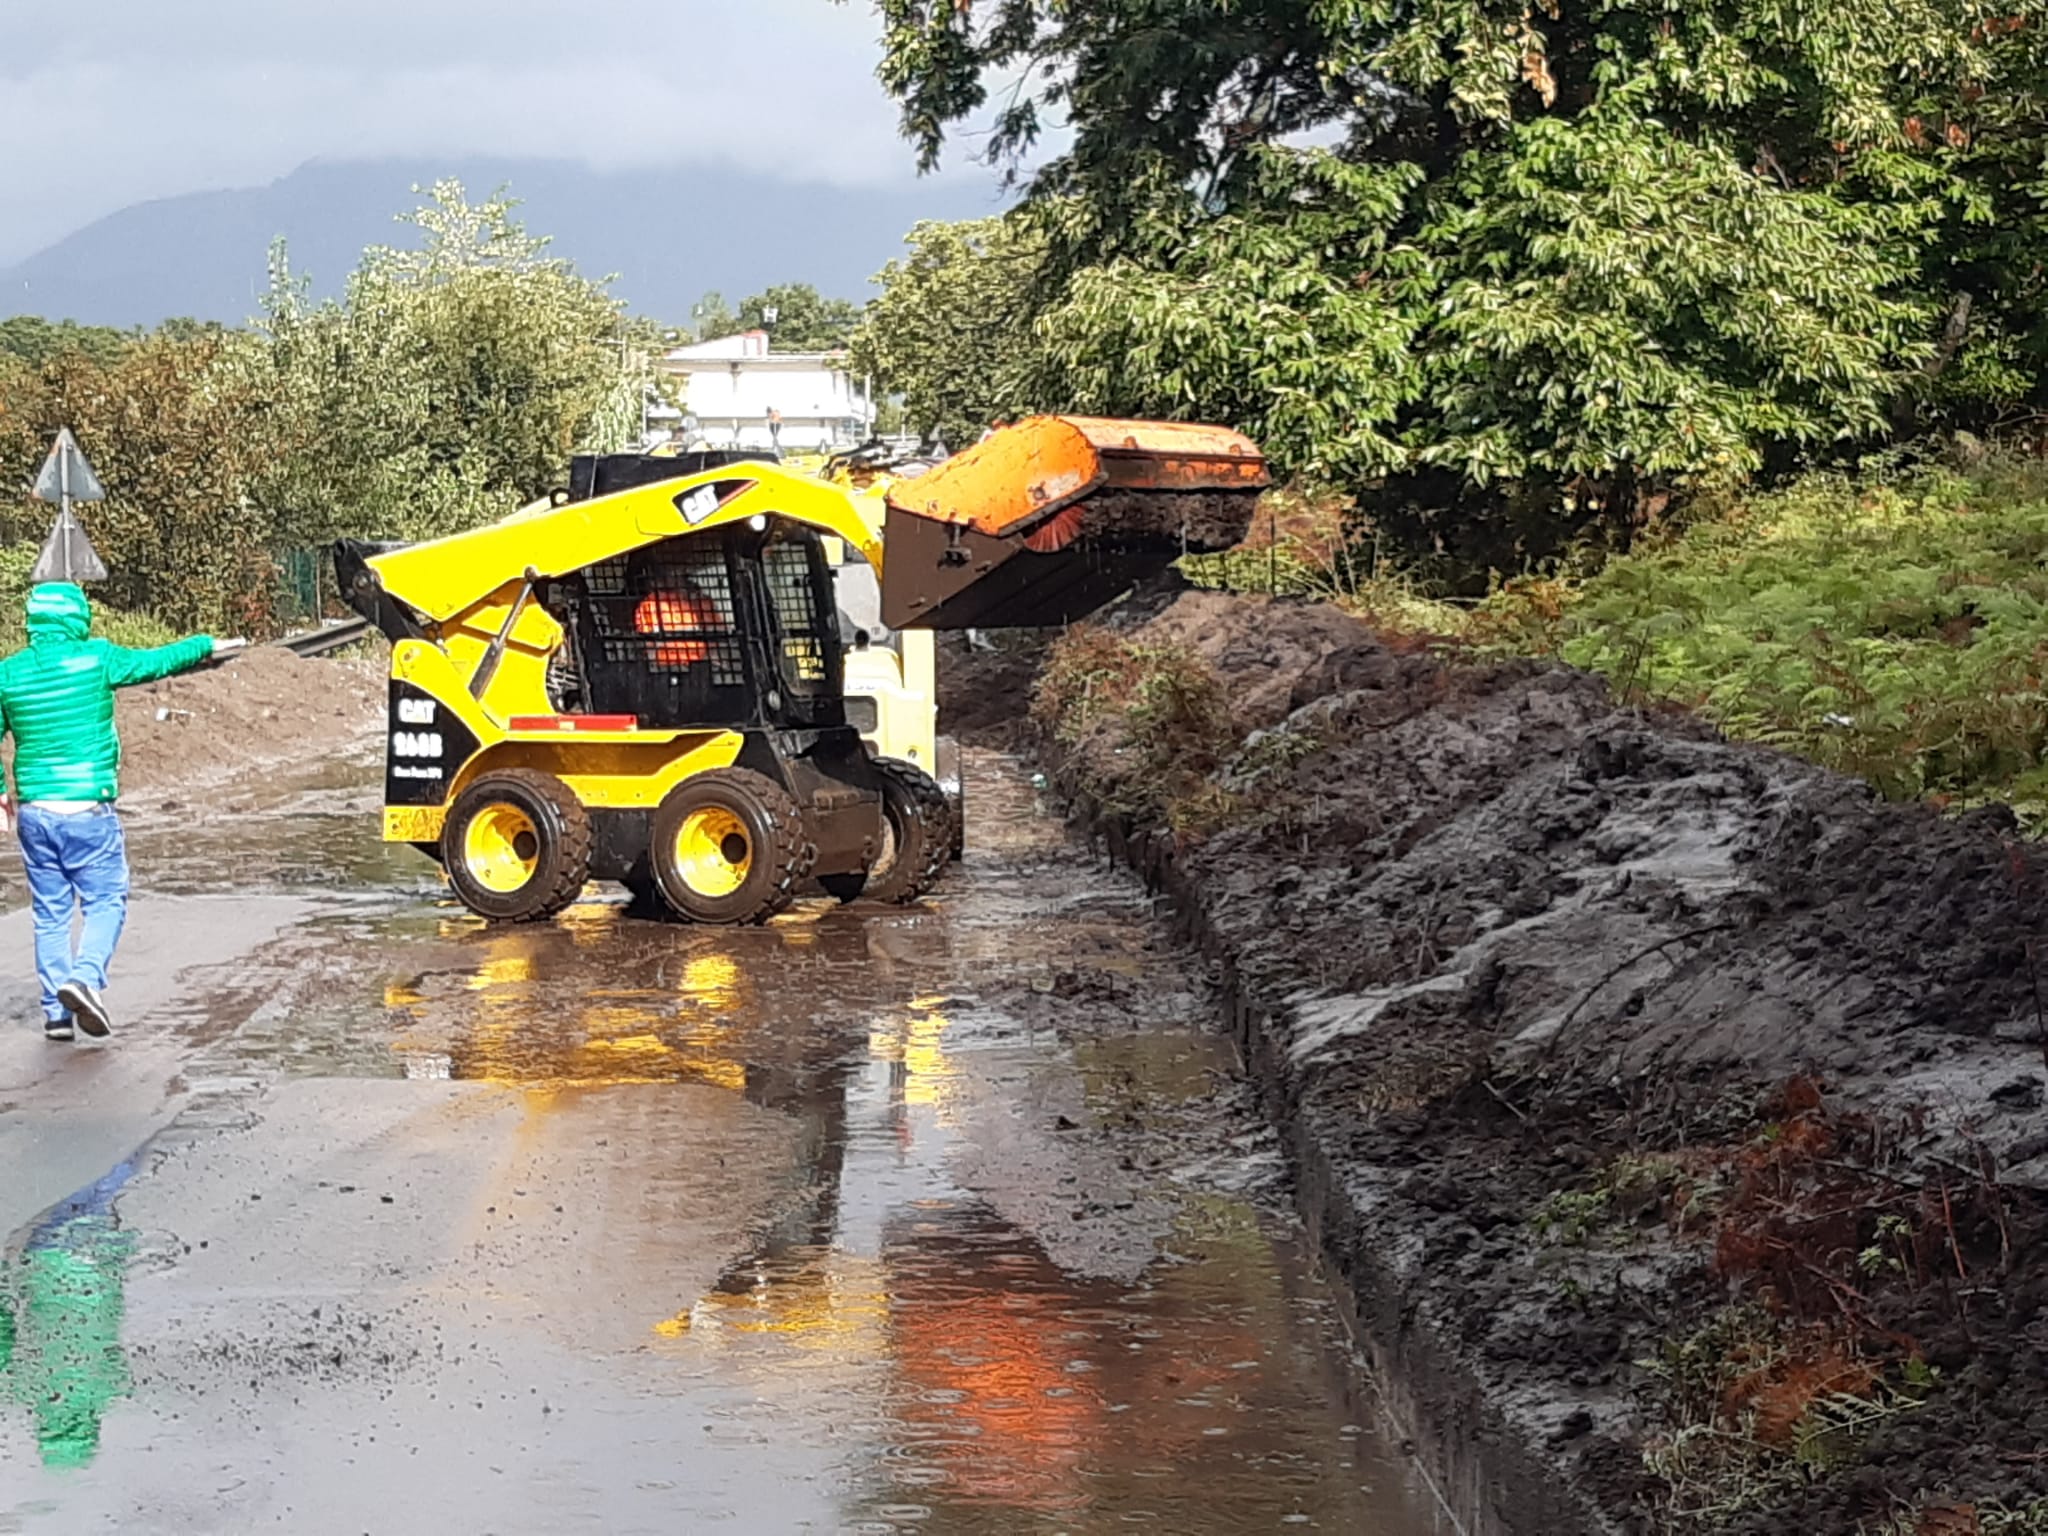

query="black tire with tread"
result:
[650,768,809,925]
[441,768,592,922]
[864,757,951,904]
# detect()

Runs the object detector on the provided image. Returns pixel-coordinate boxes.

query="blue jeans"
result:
[17,805,129,1024]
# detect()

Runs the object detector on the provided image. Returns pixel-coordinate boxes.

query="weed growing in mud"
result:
[1032,628,1242,834]
[1867,1496,2048,1535]
[1857,1214,1915,1280]
[1531,1154,1696,1248]
[1639,1304,1933,1528]
[1532,1188,1613,1247]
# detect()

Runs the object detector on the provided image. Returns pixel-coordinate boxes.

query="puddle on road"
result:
[7,750,1445,1533]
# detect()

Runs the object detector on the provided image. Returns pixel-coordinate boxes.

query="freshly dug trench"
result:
[1034,589,2048,1535]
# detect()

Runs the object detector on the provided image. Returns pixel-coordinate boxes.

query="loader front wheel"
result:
[864,758,951,905]
[443,769,592,922]
[652,769,808,925]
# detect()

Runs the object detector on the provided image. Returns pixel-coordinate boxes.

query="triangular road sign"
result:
[32,428,105,504]
[31,506,109,585]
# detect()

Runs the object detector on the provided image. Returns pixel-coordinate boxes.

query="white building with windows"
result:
[660,331,871,453]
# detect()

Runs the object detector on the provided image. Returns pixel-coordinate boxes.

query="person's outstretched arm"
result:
[103,634,215,688]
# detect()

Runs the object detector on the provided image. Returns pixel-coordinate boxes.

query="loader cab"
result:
[542,519,848,735]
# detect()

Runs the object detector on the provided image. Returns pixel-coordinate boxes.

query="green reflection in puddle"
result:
[0,1160,137,1469]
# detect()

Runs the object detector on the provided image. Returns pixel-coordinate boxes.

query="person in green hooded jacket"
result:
[0,583,239,1041]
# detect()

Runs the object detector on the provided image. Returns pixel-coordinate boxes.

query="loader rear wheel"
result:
[864,757,951,905]
[651,769,808,925]
[443,769,592,922]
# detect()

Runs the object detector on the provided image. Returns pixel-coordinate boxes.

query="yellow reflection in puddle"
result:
[678,950,747,1013]
[903,1009,951,1109]
[659,1254,890,1353]
[558,901,622,946]
[390,927,762,1096]
[869,1001,958,1114]
[466,951,536,991]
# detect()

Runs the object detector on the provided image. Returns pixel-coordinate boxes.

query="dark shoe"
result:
[56,983,110,1039]
[44,1018,73,1042]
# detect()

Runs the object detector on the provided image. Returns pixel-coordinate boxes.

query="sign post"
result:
[29,428,109,584]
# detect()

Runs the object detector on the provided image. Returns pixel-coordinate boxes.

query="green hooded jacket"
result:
[0,584,214,803]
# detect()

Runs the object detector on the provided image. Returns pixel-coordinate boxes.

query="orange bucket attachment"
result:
[880,416,1268,630]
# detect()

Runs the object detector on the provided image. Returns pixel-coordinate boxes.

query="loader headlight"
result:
[748,515,767,531]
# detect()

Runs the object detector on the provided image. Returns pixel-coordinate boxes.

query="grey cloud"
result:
[0,0,1008,264]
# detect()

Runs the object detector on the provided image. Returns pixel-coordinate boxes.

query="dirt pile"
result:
[113,646,384,801]
[1038,589,2048,1534]
[937,630,1053,748]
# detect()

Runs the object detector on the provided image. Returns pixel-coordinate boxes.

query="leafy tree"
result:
[851,217,1045,447]
[858,0,2041,570]
[0,318,138,369]
[0,331,280,633]
[736,283,863,353]
[259,181,649,543]
[689,290,739,342]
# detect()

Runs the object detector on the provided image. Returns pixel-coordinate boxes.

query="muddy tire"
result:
[864,757,951,904]
[650,768,808,925]
[442,769,592,922]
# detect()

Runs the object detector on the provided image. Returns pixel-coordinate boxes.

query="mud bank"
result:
[1008,588,2048,1536]
[113,646,382,800]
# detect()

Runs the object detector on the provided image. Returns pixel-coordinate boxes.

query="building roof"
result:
[662,330,850,369]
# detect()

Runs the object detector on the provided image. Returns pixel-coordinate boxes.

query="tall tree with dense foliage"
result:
[850,217,1045,446]
[857,0,2043,567]
[0,331,279,632]
[259,181,651,543]
[734,283,864,352]
[689,291,740,342]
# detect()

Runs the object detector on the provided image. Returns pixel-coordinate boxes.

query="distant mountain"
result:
[0,157,1010,329]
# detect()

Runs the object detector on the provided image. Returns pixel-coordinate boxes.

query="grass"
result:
[1639,1302,1932,1530]
[1186,454,2048,829]
[1550,457,2048,825]
[1031,627,1241,835]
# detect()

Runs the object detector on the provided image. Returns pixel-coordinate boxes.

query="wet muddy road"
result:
[0,750,1443,1534]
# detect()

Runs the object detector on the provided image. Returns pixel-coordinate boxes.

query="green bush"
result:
[1551,457,2048,823]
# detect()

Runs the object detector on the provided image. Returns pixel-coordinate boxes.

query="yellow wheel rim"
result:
[675,807,752,898]
[463,804,541,894]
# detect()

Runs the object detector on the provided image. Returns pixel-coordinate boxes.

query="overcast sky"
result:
[0,0,1016,265]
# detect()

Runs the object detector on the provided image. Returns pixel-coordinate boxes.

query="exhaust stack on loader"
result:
[338,417,1267,925]
[879,416,1268,631]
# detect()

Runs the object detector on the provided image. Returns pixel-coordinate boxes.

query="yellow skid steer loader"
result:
[336,416,1267,925]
